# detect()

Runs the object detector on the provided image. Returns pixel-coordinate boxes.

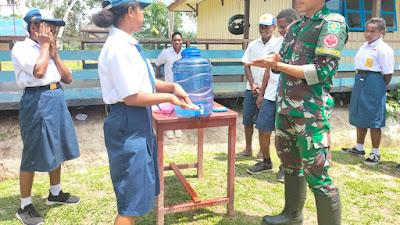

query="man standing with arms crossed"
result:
[246,0,348,224]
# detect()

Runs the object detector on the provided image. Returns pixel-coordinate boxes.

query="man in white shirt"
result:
[249,8,299,181]
[155,32,184,138]
[237,14,277,164]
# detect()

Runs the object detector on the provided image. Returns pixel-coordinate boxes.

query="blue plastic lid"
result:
[181,48,201,57]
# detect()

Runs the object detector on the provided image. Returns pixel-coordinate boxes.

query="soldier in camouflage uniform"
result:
[246,0,348,224]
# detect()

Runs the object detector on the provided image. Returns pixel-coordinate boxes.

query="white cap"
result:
[259,14,276,26]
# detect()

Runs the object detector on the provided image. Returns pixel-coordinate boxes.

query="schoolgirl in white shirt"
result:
[342,18,394,166]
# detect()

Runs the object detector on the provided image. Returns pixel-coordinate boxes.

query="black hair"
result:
[326,0,330,2]
[366,17,387,35]
[276,8,299,24]
[171,31,182,39]
[27,18,41,34]
[92,1,140,28]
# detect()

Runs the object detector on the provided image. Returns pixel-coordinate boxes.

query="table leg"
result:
[156,128,165,225]
[197,128,204,178]
[227,123,236,216]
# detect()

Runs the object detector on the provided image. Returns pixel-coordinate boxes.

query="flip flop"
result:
[255,154,263,162]
[235,152,252,159]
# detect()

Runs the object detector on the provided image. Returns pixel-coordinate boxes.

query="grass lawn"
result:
[0,147,399,225]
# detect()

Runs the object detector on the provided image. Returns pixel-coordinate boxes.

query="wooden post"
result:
[243,0,250,43]
[372,0,382,18]
[292,0,296,8]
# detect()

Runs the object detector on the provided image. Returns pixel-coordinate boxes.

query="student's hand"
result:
[245,53,280,69]
[173,84,200,111]
[36,23,52,48]
[251,83,260,97]
[256,96,263,109]
[49,33,57,59]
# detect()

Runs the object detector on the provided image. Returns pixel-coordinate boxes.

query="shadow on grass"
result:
[213,152,282,183]
[138,206,263,225]
[332,150,400,178]
[0,194,63,222]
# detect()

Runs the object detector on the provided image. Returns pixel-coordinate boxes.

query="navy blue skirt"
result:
[19,88,80,172]
[104,103,160,216]
[349,71,386,128]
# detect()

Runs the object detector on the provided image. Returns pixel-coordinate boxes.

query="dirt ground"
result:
[1,104,399,181]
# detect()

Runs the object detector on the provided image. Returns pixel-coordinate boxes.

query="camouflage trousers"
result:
[275,113,338,196]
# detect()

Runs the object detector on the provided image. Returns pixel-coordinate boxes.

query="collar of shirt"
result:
[365,37,382,47]
[109,26,138,46]
[298,6,330,22]
[25,37,40,48]
[168,46,182,54]
[255,36,275,45]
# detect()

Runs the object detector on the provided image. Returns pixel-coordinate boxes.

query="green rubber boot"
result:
[262,174,307,225]
[315,189,341,225]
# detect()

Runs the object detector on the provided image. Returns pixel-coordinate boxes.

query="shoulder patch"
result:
[328,22,340,33]
[322,34,339,48]
[325,13,345,23]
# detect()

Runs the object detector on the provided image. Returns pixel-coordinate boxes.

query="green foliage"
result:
[386,85,400,121]
[138,2,169,38]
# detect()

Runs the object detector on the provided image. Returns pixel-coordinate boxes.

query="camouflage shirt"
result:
[277,6,348,119]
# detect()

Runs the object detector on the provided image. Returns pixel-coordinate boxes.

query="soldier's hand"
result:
[245,53,279,69]
[35,23,52,48]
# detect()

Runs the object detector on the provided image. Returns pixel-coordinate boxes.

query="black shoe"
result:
[277,165,284,183]
[46,190,81,205]
[16,204,44,225]
[246,162,273,175]
[364,153,380,166]
[341,147,365,158]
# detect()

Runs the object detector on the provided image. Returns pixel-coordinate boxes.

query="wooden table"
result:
[152,102,238,224]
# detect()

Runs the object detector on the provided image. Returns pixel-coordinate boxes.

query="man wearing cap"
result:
[246,0,348,224]
[237,14,278,172]
[12,9,80,225]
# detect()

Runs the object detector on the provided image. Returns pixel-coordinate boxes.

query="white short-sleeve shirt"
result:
[98,27,155,104]
[155,46,182,82]
[354,37,394,75]
[12,38,62,88]
[241,36,277,91]
[263,36,284,101]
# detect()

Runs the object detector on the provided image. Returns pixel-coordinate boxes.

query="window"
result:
[326,0,398,31]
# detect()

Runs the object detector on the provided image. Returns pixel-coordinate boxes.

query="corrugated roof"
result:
[0,18,26,37]
[168,0,207,12]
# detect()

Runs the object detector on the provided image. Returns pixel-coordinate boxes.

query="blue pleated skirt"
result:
[19,88,80,172]
[104,103,160,216]
[349,71,386,128]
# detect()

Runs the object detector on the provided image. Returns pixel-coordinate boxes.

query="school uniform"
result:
[255,36,284,131]
[155,46,182,82]
[98,27,160,216]
[350,37,394,128]
[241,36,278,125]
[11,37,80,172]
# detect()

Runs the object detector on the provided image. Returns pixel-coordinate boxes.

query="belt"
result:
[356,70,380,74]
[24,82,61,92]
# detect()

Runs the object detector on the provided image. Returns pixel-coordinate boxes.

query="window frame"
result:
[328,0,398,32]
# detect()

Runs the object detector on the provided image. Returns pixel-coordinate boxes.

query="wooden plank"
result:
[164,197,229,214]
[212,82,246,93]
[170,162,201,204]
[202,50,245,58]
[212,66,244,75]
